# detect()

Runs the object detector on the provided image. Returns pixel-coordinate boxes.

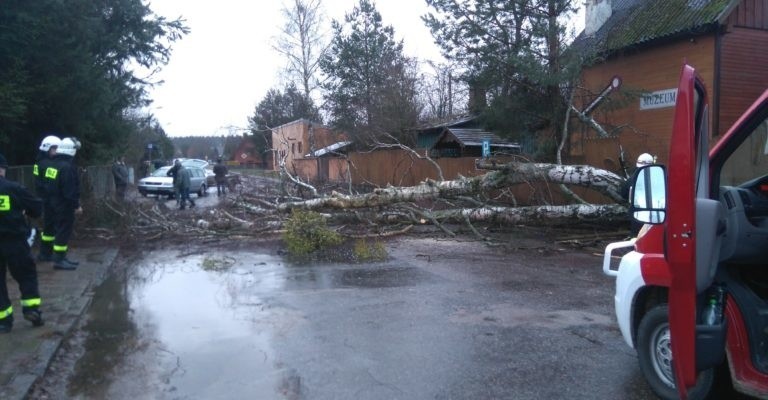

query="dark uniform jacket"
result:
[0,177,42,239]
[166,163,181,186]
[49,155,80,210]
[213,163,228,183]
[33,151,48,197]
[177,166,191,190]
[37,153,59,200]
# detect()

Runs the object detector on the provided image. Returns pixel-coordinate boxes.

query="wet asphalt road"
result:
[34,237,658,399]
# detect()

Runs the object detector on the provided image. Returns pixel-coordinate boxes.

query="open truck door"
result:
[609,63,768,399]
[665,63,701,398]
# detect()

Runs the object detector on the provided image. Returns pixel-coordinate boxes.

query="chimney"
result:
[585,0,612,36]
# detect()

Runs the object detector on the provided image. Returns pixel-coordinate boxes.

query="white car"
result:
[177,158,216,185]
[137,165,209,198]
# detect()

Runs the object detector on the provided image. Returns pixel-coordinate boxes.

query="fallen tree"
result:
[276,161,625,213]
[93,156,629,244]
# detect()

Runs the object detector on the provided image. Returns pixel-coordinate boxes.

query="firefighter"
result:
[0,152,45,333]
[49,137,82,270]
[621,153,656,236]
[34,135,61,262]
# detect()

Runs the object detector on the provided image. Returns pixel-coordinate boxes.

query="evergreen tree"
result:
[247,83,322,161]
[0,0,187,164]
[320,0,421,145]
[424,0,580,157]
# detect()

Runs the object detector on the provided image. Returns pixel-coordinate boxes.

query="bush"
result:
[283,210,343,256]
[353,239,388,262]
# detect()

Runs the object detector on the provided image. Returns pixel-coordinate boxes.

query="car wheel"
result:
[637,305,716,400]
[199,184,207,197]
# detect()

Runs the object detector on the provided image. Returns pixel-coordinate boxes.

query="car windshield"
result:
[151,166,171,177]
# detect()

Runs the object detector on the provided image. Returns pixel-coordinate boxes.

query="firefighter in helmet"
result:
[620,153,657,236]
[0,152,45,333]
[34,135,61,262]
[49,137,82,270]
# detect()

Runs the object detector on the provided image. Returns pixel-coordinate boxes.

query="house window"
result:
[299,142,302,154]
[292,143,295,154]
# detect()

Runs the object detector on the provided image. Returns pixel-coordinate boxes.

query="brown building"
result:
[570,0,768,174]
[271,119,346,172]
[232,137,266,167]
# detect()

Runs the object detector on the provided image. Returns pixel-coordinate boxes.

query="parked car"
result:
[137,165,209,198]
[177,158,216,185]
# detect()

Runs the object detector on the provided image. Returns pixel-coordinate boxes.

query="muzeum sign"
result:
[640,88,677,110]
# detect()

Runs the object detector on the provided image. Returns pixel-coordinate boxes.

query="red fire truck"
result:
[603,64,768,399]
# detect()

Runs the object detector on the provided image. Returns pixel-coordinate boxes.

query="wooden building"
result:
[271,119,346,172]
[416,116,521,158]
[570,0,768,173]
[232,137,266,168]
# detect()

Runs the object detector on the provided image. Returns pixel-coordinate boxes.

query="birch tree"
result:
[273,0,328,98]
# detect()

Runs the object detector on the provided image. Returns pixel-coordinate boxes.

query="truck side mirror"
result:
[631,165,666,224]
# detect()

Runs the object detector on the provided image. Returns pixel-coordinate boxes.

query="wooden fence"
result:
[6,165,134,201]
[290,149,615,206]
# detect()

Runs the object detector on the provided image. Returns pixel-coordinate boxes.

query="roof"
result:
[420,115,479,130]
[305,141,353,157]
[274,118,329,131]
[440,128,521,149]
[572,0,737,57]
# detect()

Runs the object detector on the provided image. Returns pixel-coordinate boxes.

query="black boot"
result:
[23,308,44,327]
[53,252,78,270]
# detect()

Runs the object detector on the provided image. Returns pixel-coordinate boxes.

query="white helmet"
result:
[636,153,654,167]
[39,135,61,152]
[58,137,82,156]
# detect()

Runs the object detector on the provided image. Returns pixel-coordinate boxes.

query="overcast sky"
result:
[145,1,583,137]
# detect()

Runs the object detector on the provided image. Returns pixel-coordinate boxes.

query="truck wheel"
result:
[637,305,715,400]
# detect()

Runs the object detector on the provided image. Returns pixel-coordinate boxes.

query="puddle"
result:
[281,266,435,290]
[66,250,435,399]
[68,251,288,399]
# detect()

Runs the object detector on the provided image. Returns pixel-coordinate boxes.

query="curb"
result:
[0,246,119,399]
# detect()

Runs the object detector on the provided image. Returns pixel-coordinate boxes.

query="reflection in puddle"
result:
[69,251,291,399]
[127,252,285,399]
[68,251,434,399]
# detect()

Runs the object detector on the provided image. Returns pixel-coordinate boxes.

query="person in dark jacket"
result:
[112,156,129,201]
[34,135,61,262]
[166,159,182,202]
[0,152,45,333]
[213,158,228,196]
[49,138,82,270]
[177,164,195,210]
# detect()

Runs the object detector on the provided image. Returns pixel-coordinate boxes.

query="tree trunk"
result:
[277,161,626,212]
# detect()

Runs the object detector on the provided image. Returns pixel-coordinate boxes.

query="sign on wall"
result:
[482,139,491,158]
[640,88,677,110]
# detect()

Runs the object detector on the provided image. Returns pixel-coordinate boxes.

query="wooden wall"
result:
[290,150,615,206]
[719,26,768,137]
[574,35,716,173]
[727,0,768,29]
[272,120,343,172]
